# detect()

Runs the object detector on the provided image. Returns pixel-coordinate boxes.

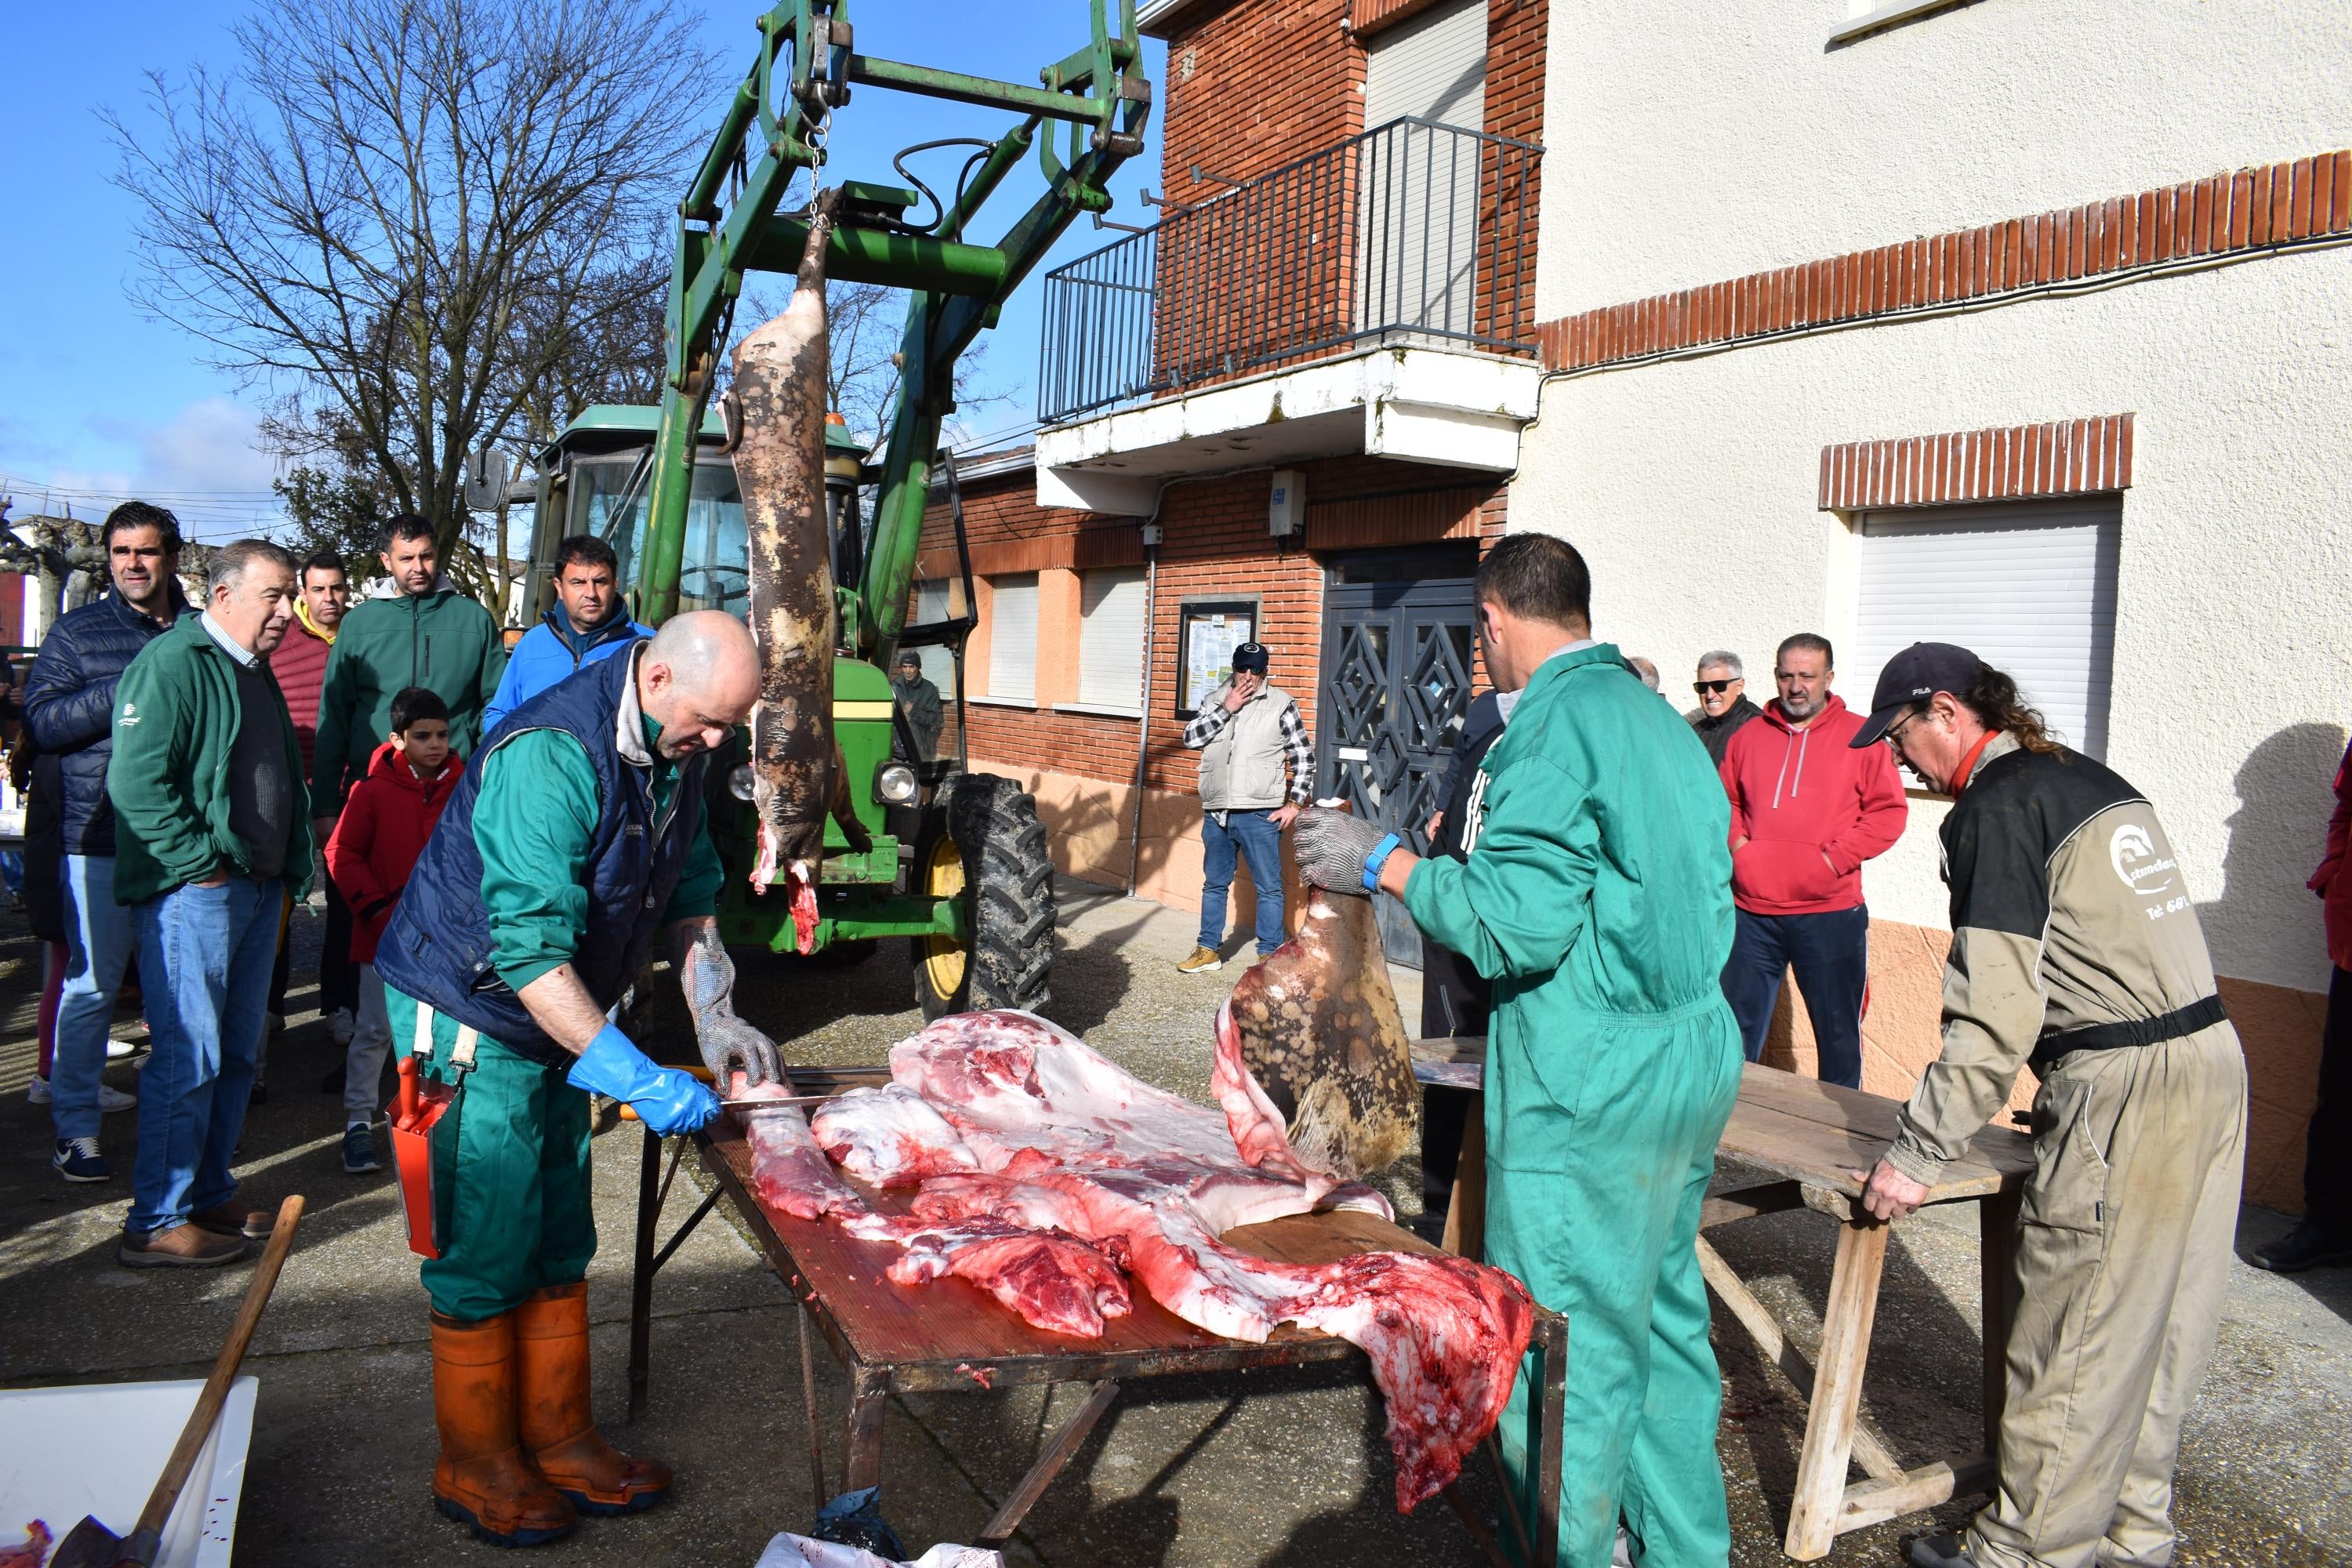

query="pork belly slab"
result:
[733,1011,1533,1511]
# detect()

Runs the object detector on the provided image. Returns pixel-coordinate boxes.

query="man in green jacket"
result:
[107,539,313,1268]
[1294,534,1742,1567]
[310,514,505,829]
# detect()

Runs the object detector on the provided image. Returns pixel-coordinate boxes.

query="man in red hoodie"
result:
[1717,633,1907,1087]
[325,685,460,1174]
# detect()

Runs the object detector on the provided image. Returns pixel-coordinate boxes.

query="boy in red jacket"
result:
[1717,633,1907,1087]
[326,687,460,1174]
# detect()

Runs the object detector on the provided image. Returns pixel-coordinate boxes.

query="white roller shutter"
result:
[1077,568,1147,710]
[1360,0,1486,339]
[985,573,1039,702]
[1364,0,1486,130]
[1847,499,2121,759]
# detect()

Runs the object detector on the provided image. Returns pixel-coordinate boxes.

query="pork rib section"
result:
[734,1012,1533,1512]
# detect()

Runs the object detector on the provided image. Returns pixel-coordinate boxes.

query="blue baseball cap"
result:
[1850,641,1985,747]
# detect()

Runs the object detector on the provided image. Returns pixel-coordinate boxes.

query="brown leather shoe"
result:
[189,1200,274,1239]
[431,1312,576,1548]
[118,1223,249,1269]
[514,1283,672,1514]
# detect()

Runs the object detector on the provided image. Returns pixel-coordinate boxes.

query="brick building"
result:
[919,0,1548,957]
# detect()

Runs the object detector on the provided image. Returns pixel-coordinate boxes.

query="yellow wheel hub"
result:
[921,834,968,1000]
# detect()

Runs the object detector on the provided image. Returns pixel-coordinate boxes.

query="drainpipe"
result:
[1124,485,1175,897]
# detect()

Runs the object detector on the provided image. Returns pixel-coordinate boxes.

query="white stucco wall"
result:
[1537,0,2352,318]
[1509,246,2352,993]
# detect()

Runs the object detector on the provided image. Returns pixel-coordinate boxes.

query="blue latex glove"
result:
[566,1024,721,1137]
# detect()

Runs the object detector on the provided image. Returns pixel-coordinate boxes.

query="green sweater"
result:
[107,615,316,906]
[473,720,724,993]
[311,583,506,810]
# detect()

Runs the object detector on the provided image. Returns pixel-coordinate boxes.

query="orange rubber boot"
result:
[430,1312,576,1548]
[514,1283,673,1515]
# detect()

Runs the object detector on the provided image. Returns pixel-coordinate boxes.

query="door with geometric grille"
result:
[1316,547,1479,967]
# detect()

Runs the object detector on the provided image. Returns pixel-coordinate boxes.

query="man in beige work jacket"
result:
[1850,642,2245,1568]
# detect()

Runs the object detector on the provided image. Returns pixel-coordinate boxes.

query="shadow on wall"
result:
[2197,721,2345,1213]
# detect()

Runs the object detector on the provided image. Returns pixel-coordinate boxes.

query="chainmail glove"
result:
[1290,806,1389,895]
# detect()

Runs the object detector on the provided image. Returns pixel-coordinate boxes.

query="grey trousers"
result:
[1969,1022,2246,1568]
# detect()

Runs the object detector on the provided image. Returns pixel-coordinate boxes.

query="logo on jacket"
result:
[2108,822,2178,895]
[118,702,140,727]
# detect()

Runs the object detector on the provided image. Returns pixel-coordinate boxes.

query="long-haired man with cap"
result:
[1849,642,2246,1568]
[1178,640,1313,972]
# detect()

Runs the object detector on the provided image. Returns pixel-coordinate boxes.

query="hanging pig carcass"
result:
[726,189,848,953]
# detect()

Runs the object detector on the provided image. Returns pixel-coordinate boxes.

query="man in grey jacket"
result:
[1178,641,1313,973]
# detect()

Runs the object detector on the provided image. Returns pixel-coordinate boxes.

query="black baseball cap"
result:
[895,650,922,668]
[1849,641,1986,748]
[1232,641,1269,673]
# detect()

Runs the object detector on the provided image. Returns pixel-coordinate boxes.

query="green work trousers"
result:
[1968,1025,2246,1568]
[1489,996,1744,1568]
[387,985,596,1323]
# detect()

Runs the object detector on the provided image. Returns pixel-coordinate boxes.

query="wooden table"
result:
[1412,1043,2036,1561]
[624,1065,1568,1565]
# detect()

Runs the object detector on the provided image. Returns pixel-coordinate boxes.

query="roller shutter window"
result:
[985,573,1039,703]
[1847,499,2121,760]
[1360,0,1486,339]
[1076,568,1148,711]
[910,579,956,693]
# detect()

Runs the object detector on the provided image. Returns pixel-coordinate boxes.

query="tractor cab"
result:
[524,404,874,629]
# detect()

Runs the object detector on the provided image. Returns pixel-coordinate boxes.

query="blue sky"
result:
[0,2,1163,541]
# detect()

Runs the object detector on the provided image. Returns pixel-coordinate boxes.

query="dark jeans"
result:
[1721,906,1870,1090]
[267,876,358,1019]
[1420,939,1492,1203]
[2307,965,2352,1231]
[1199,808,1286,956]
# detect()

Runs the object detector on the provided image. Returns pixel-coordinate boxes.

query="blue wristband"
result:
[1362,832,1403,891]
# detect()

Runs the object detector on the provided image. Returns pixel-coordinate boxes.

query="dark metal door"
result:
[1316,548,1478,968]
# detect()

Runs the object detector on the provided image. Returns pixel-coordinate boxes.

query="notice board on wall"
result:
[1174,600,1258,719]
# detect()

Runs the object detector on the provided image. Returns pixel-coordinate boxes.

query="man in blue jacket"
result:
[24,501,190,1183]
[482,535,650,731]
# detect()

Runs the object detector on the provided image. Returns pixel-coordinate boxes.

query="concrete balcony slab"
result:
[1034,345,1544,514]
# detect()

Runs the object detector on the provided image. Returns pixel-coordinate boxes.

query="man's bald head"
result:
[639,611,762,759]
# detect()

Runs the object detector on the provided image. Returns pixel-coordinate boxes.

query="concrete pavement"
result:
[1,879,2345,1566]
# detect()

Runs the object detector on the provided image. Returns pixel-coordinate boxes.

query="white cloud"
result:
[9,398,285,539]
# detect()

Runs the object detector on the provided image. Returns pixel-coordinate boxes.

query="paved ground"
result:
[1,879,2347,1566]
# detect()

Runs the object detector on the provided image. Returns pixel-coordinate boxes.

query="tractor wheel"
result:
[909,773,1054,1021]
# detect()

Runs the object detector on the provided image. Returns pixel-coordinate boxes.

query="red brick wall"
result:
[915,456,1506,796]
[1161,0,1362,201]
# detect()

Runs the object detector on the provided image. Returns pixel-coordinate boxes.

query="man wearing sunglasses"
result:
[1849,642,2244,1568]
[1685,650,1761,767]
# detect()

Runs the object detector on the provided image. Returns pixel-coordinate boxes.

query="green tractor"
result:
[514,2,1149,1018]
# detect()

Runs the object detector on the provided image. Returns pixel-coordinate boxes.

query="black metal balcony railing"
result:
[1037,117,1543,425]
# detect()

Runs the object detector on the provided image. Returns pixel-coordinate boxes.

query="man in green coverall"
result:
[1295,534,1742,1567]
[374,612,787,1549]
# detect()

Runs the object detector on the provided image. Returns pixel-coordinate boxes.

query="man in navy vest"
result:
[376,611,784,1550]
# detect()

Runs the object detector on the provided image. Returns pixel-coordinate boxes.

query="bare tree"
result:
[107,0,717,575]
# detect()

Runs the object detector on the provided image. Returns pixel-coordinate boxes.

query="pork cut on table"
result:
[734,1011,1534,1512]
[1218,885,1417,1181]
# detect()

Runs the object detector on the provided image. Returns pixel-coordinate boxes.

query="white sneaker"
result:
[99,1083,138,1113]
[107,1036,137,1060]
[327,1007,356,1047]
[27,1075,50,1105]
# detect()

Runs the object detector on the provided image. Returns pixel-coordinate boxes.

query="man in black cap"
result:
[891,650,943,764]
[1847,642,2246,1568]
[1178,641,1312,972]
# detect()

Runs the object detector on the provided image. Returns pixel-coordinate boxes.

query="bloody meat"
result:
[736,1011,1532,1512]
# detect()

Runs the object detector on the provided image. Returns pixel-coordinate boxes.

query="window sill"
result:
[1052,702,1144,720]
[1828,0,1968,44]
[965,694,1039,710]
